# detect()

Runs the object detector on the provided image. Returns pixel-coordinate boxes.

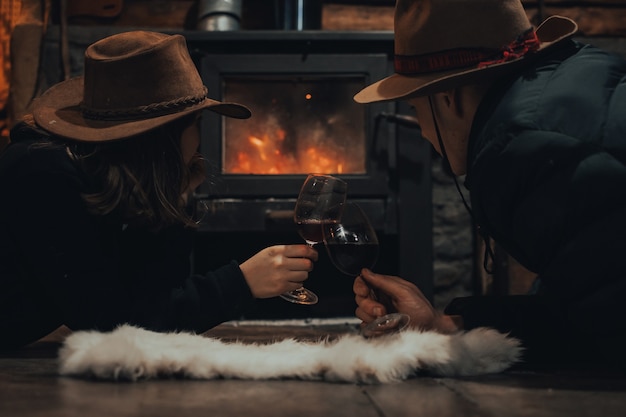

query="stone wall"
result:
[431,157,475,308]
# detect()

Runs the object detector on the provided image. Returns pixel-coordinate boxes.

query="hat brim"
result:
[33,77,251,142]
[354,15,578,104]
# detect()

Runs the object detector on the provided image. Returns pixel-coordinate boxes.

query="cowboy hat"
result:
[354,0,578,103]
[33,30,251,142]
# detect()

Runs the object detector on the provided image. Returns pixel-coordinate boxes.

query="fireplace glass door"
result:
[198,52,391,198]
[222,75,366,175]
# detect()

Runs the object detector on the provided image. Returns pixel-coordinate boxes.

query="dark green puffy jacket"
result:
[447,40,626,368]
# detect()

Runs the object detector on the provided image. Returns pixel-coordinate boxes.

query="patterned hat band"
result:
[394,28,540,75]
[80,87,209,121]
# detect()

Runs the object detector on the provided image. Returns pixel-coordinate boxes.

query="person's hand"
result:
[239,245,318,298]
[354,268,462,334]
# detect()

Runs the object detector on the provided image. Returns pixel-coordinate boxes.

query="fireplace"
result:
[184,31,434,320]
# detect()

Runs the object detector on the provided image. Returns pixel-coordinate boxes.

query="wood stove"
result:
[184,31,433,319]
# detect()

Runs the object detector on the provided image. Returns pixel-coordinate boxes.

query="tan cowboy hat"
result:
[354,0,578,103]
[33,30,251,142]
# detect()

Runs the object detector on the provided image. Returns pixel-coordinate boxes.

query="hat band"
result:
[394,28,539,75]
[80,87,209,121]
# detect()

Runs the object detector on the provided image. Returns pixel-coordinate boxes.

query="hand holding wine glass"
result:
[323,202,410,337]
[280,174,348,305]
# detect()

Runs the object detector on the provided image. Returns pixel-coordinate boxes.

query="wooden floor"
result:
[1,320,625,417]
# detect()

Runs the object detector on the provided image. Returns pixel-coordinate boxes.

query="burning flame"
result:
[225,123,362,175]
[222,78,367,175]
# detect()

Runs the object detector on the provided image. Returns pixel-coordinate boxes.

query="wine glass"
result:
[280,174,348,305]
[322,202,410,337]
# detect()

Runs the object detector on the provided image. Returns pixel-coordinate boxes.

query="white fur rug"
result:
[58,324,522,383]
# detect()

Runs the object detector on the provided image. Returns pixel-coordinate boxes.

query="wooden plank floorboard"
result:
[363,378,489,417]
[0,356,377,417]
[438,371,626,417]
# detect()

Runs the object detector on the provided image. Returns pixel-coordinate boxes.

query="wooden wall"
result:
[53,1,626,36]
[3,0,626,144]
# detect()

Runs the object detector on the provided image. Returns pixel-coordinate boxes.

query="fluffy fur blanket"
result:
[58,324,522,383]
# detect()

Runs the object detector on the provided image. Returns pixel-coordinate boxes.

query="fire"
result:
[225,127,360,175]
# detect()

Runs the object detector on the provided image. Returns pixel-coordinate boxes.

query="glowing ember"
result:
[221,76,367,175]
[224,115,365,175]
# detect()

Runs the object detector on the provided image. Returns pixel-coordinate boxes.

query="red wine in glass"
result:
[323,203,410,337]
[280,174,348,305]
[297,219,338,246]
[324,242,379,276]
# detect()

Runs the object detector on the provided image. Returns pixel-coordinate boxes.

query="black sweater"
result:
[0,126,254,348]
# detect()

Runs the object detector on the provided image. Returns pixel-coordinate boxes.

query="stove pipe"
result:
[281,0,322,30]
[197,0,243,31]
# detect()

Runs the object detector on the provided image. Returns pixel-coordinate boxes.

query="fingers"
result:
[360,268,400,289]
[263,245,318,285]
[355,298,386,322]
[283,253,316,273]
[267,245,318,273]
[355,306,376,323]
[241,245,320,299]
[283,244,318,261]
[283,270,309,285]
[276,261,310,287]
[354,275,387,322]
[353,275,371,297]
[360,268,421,297]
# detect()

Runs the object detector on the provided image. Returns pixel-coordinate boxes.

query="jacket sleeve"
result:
[163,260,254,332]
[113,223,255,333]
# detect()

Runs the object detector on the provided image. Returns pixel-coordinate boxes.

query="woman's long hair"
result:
[66,114,200,230]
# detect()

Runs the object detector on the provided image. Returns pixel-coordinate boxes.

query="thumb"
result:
[360,268,396,292]
[360,269,397,313]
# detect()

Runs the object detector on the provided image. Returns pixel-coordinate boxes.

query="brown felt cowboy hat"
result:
[33,31,251,142]
[354,0,578,103]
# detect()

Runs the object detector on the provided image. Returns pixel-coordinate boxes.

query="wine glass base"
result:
[361,313,410,338]
[279,287,319,305]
